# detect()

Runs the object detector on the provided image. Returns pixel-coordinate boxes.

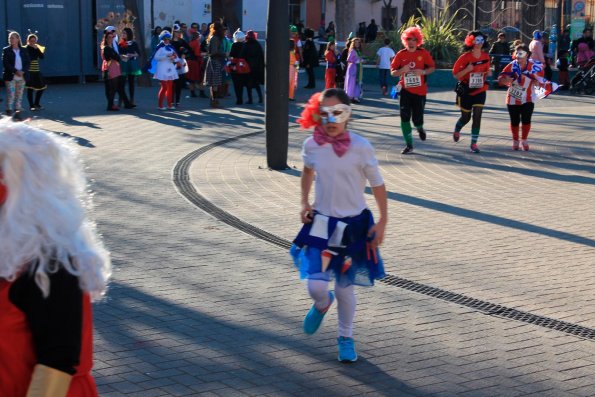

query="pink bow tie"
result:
[313,126,351,157]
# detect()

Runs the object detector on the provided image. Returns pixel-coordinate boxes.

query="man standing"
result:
[376,38,395,95]
[489,32,510,83]
[390,26,435,154]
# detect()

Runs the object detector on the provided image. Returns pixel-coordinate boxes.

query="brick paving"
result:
[28,80,595,396]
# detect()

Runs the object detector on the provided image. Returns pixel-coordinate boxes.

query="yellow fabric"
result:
[26,364,71,397]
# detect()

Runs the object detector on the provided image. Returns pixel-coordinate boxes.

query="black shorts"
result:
[457,90,486,111]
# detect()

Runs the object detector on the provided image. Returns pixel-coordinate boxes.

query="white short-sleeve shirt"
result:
[376,46,396,69]
[302,131,384,218]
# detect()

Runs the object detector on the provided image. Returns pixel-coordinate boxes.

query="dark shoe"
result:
[5,110,12,116]
[124,104,136,109]
[453,131,460,142]
[418,128,427,141]
[351,98,360,104]
[289,98,295,101]
[470,143,480,153]
[12,111,23,121]
[235,100,243,105]
[401,145,414,154]
[35,105,44,110]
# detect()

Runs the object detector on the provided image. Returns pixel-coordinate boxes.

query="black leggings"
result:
[457,106,484,130]
[27,89,44,108]
[399,89,426,126]
[106,77,130,109]
[507,103,534,126]
[175,74,186,104]
[122,75,136,103]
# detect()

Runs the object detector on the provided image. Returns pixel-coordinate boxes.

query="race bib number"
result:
[509,84,526,100]
[403,72,422,88]
[469,72,484,88]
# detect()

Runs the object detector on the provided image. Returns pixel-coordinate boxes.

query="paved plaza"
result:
[29,80,595,396]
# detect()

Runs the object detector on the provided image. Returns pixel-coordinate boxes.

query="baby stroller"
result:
[570,56,595,95]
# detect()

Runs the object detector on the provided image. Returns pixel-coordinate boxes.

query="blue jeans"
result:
[378,68,390,88]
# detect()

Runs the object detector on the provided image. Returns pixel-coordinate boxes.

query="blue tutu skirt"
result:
[290,209,385,287]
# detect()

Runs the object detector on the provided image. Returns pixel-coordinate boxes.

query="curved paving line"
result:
[173,130,595,341]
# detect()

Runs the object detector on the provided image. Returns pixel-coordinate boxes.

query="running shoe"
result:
[470,143,480,153]
[303,291,334,335]
[453,131,460,142]
[512,140,520,150]
[337,337,358,363]
[418,128,426,141]
[401,145,414,154]
[521,140,529,151]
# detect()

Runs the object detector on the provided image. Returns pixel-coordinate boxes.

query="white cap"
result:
[104,25,116,32]
[233,29,246,42]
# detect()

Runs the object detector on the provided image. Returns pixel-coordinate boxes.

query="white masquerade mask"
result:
[516,50,528,59]
[474,36,484,45]
[320,104,351,124]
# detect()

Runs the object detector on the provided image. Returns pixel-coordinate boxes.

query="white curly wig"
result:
[0,120,111,300]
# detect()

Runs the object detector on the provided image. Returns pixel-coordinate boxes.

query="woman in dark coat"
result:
[229,30,247,104]
[203,22,226,107]
[241,30,264,104]
[100,28,132,111]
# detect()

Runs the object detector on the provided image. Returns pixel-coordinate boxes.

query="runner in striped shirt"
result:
[498,44,545,151]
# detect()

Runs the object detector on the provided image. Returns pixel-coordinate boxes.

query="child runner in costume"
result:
[390,27,435,154]
[0,120,111,396]
[291,88,388,362]
[452,31,491,153]
[498,44,558,151]
[25,33,47,111]
[150,30,180,110]
[324,41,337,89]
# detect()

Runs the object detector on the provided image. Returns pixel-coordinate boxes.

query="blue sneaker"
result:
[337,336,358,363]
[303,291,334,335]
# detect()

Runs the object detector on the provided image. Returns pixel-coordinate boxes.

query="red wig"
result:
[401,26,424,48]
[297,92,323,129]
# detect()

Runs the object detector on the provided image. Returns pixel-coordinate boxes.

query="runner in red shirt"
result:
[498,44,545,151]
[390,27,435,154]
[452,31,491,153]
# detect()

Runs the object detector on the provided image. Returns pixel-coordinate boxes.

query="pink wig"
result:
[401,26,424,47]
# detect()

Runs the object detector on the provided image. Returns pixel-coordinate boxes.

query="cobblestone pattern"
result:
[29,82,595,396]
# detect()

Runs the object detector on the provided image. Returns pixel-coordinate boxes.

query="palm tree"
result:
[401,0,422,25]
[335,0,355,43]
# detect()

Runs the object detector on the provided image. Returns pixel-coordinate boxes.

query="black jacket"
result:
[301,39,319,68]
[2,46,31,81]
[241,39,264,84]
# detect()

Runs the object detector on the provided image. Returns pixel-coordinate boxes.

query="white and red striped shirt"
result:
[500,59,545,105]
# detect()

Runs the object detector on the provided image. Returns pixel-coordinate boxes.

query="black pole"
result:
[265,0,289,170]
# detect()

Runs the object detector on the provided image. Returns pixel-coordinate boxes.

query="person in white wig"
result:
[0,120,111,396]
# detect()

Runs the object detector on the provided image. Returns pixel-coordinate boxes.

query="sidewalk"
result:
[29,81,595,396]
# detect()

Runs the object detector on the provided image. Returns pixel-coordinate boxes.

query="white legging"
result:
[307,278,356,337]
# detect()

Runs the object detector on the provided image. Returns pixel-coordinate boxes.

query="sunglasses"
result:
[406,37,417,41]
